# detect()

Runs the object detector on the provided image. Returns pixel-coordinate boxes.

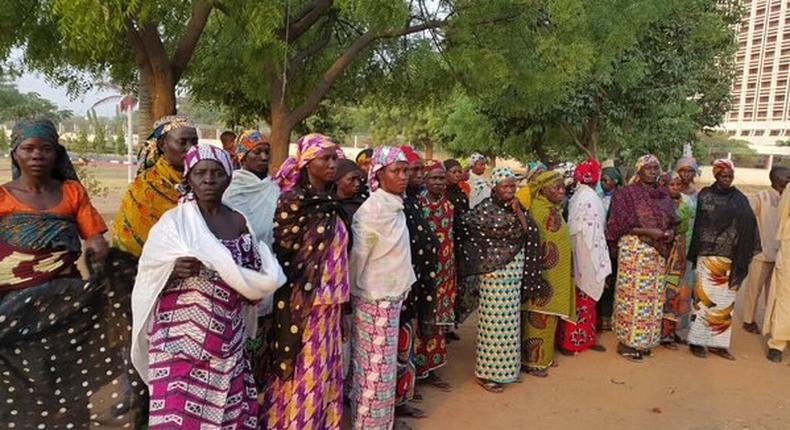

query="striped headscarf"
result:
[368,146,407,192]
[491,166,517,186]
[236,130,269,162]
[274,133,340,192]
[179,144,235,201]
[712,158,735,177]
[137,115,196,173]
[10,119,78,181]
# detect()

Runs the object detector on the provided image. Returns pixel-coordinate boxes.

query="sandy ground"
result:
[4,163,789,430]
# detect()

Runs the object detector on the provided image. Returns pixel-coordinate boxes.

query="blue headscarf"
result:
[10,119,78,182]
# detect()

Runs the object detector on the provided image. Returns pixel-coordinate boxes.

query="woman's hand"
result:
[85,235,110,265]
[171,257,203,280]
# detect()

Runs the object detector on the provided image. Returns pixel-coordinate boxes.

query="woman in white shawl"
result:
[223,129,280,246]
[557,159,611,354]
[131,144,285,429]
[468,152,491,208]
[349,146,416,430]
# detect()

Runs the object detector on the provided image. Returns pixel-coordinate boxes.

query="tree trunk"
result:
[269,109,293,172]
[137,83,152,139]
[423,139,434,159]
[149,79,177,124]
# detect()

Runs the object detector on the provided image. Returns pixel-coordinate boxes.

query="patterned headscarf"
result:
[137,115,196,173]
[525,161,548,182]
[401,145,421,165]
[179,144,235,201]
[236,129,269,162]
[574,158,602,186]
[355,148,374,164]
[424,159,445,173]
[490,166,517,187]
[601,166,624,188]
[10,119,78,181]
[469,153,486,165]
[530,170,563,198]
[675,156,699,174]
[368,146,407,192]
[275,133,340,192]
[635,154,660,173]
[712,158,735,177]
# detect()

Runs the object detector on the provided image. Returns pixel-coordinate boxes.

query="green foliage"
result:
[0,128,8,152]
[114,127,127,155]
[0,77,73,122]
[73,129,90,154]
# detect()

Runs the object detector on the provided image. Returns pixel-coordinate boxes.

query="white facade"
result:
[722,0,790,155]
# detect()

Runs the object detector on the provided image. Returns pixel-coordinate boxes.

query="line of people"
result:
[0,114,786,430]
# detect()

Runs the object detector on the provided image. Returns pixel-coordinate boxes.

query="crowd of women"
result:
[0,114,785,430]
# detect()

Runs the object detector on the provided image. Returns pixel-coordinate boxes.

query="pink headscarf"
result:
[179,144,235,201]
[274,133,343,192]
[368,146,407,192]
[712,158,735,178]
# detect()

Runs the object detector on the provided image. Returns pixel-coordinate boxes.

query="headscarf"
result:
[444,159,462,171]
[675,156,699,174]
[574,159,601,186]
[712,158,735,178]
[635,154,660,173]
[401,145,421,165]
[525,161,548,183]
[368,146,407,192]
[274,133,339,193]
[490,166,517,187]
[236,129,269,162]
[356,148,374,164]
[137,115,195,173]
[530,170,563,198]
[469,153,486,165]
[601,166,624,188]
[179,144,235,202]
[10,119,78,182]
[424,159,445,174]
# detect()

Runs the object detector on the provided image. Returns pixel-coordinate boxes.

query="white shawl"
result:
[469,172,491,208]
[130,200,286,384]
[222,169,280,247]
[568,184,611,300]
[350,189,416,301]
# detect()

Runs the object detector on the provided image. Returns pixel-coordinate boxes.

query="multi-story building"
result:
[723,0,790,154]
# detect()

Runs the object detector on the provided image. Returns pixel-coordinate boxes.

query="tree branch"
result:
[285,0,334,43]
[171,0,213,81]
[288,19,446,126]
[560,120,593,158]
[290,15,335,70]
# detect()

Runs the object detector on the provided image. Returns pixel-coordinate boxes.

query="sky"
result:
[15,71,119,118]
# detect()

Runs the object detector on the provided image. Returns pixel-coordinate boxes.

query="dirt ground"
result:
[4,162,789,430]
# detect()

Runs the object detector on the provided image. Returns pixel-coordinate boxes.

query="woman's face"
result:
[669,177,683,198]
[425,169,447,196]
[494,178,517,202]
[241,144,270,177]
[336,170,363,199]
[357,157,372,175]
[159,127,198,171]
[446,165,464,185]
[471,160,487,175]
[306,147,339,185]
[678,166,695,185]
[638,162,660,185]
[407,160,425,188]
[542,179,566,204]
[716,169,735,189]
[13,137,57,179]
[187,160,230,203]
[601,174,617,192]
[378,161,409,195]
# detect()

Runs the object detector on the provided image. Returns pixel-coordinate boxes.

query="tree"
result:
[0,0,214,134]
[0,77,72,122]
[188,0,463,168]
[0,128,8,152]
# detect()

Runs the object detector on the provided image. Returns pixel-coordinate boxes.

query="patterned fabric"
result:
[490,166,516,186]
[355,148,373,165]
[10,119,78,181]
[179,144,235,201]
[468,172,491,208]
[687,256,737,348]
[113,156,182,257]
[400,145,421,164]
[613,235,667,350]
[662,198,694,340]
[367,146,407,192]
[574,158,601,186]
[148,234,261,429]
[469,153,486,165]
[275,134,339,193]
[236,130,268,162]
[350,295,402,430]
[475,250,524,383]
[137,115,195,172]
[712,158,735,177]
[395,321,416,406]
[557,289,598,353]
[419,195,456,326]
[634,154,660,176]
[529,170,562,199]
[522,312,559,370]
[675,156,699,174]
[269,181,349,379]
[606,182,679,259]
[0,213,80,292]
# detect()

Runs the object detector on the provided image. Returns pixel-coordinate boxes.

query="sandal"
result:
[476,378,504,393]
[527,368,549,378]
[395,404,427,419]
[690,344,707,358]
[617,344,642,363]
[446,331,461,341]
[394,419,413,430]
[661,341,679,351]
[421,373,451,392]
[742,322,760,334]
[591,344,607,352]
[709,348,736,361]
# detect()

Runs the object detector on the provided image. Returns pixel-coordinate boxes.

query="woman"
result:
[336,159,366,220]
[131,144,285,429]
[416,160,455,387]
[444,159,469,217]
[607,155,679,362]
[264,134,350,430]
[523,171,575,376]
[222,129,280,247]
[598,165,624,331]
[687,159,759,360]
[558,160,611,355]
[661,172,695,348]
[516,161,547,209]
[349,146,415,429]
[600,166,623,215]
[676,156,700,201]
[1,119,146,429]
[456,167,544,392]
[355,148,374,200]
[468,153,491,208]
[114,115,198,257]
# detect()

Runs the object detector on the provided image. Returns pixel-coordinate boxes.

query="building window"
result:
[771,129,782,136]
[755,130,765,136]
[741,130,751,136]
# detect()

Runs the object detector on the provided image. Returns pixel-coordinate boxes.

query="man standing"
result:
[764,179,790,362]
[743,167,790,334]
[468,153,491,208]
